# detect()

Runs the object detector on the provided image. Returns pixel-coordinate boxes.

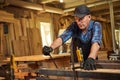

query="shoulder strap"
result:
[93,21,96,26]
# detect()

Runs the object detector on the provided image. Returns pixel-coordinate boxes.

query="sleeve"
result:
[91,22,102,46]
[59,22,75,44]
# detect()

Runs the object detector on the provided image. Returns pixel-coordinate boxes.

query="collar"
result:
[88,20,94,31]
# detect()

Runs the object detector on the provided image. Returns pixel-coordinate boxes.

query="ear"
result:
[88,15,91,20]
[88,15,91,19]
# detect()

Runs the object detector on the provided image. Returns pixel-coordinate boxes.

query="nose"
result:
[76,20,82,25]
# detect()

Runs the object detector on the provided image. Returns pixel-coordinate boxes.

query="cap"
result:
[73,5,90,18]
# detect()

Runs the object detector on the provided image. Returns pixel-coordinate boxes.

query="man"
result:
[42,5,102,70]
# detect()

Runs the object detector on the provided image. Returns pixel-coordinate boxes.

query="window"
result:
[40,22,52,46]
[115,29,120,48]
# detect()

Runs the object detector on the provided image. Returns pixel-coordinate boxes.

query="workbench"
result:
[3,53,71,79]
[37,68,120,80]
[2,53,120,80]
[36,60,120,80]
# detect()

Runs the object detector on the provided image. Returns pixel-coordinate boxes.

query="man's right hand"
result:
[42,46,53,55]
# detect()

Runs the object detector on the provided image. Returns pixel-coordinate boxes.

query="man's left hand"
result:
[83,58,96,70]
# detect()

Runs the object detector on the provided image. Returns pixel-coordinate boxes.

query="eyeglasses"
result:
[74,16,85,22]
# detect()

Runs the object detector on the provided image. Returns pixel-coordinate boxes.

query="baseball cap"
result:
[73,5,90,18]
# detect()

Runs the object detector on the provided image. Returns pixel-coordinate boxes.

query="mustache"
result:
[78,23,86,27]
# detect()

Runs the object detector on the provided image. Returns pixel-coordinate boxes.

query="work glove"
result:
[42,46,53,55]
[83,58,96,70]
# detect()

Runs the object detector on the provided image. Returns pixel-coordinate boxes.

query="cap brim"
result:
[72,14,86,18]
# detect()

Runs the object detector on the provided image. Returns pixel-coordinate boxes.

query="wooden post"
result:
[109,0,116,52]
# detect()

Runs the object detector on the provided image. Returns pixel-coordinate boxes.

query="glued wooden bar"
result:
[5,53,70,62]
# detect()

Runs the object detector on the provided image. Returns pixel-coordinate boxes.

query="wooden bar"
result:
[37,68,120,80]
[13,19,22,40]
[109,0,116,51]
[96,60,120,69]
[4,53,70,62]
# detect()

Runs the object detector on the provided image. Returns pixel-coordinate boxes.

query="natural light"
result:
[40,22,52,47]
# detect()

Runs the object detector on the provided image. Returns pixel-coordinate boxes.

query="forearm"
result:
[50,37,63,49]
[88,42,100,59]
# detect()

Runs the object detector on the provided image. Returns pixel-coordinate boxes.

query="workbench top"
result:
[4,53,70,62]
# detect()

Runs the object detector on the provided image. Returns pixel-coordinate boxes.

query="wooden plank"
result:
[12,40,25,56]
[0,10,14,17]
[0,15,14,20]
[92,16,110,23]
[0,24,4,55]
[96,60,120,69]
[15,72,37,79]
[24,40,30,56]
[42,56,70,69]
[0,16,15,23]
[20,18,27,36]
[31,28,42,55]
[5,53,70,62]
[0,24,5,62]
[34,15,40,29]
[12,40,21,56]
[37,68,120,80]
[19,36,27,40]
[0,10,15,24]
[25,19,30,28]
[28,19,34,28]
[109,0,116,51]
[26,28,33,55]
[97,50,108,60]
[64,0,101,9]
[13,19,22,40]
[26,27,42,55]
[8,23,15,40]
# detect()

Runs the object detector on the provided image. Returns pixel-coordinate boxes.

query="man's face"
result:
[75,15,91,30]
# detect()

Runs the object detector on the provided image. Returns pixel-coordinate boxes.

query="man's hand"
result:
[42,46,53,55]
[83,58,96,70]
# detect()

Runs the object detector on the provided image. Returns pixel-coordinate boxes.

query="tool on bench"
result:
[49,54,58,68]
[76,47,84,68]
[70,49,77,80]
[10,53,16,80]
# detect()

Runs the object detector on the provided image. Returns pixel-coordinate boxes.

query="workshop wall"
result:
[0,10,43,58]
[0,8,62,59]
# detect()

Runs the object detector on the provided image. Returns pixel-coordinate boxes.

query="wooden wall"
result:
[101,22,113,50]
[0,10,43,59]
